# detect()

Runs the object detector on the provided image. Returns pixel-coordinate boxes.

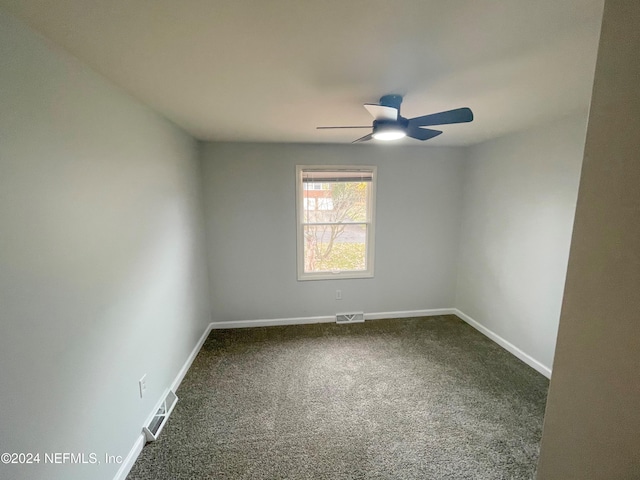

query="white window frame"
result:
[296,165,377,281]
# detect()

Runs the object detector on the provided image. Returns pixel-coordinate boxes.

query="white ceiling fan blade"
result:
[364,104,398,121]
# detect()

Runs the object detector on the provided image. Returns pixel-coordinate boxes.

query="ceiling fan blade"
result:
[317,126,371,129]
[408,107,473,127]
[407,126,443,141]
[364,104,398,121]
[352,133,374,143]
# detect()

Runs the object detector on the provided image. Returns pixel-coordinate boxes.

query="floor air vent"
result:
[336,312,365,324]
[143,390,178,442]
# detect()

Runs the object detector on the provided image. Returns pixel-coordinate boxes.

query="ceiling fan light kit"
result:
[317,94,474,143]
[372,122,407,141]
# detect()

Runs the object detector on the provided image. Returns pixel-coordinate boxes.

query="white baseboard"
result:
[453,309,552,378]
[113,434,145,480]
[365,308,455,320]
[209,315,335,329]
[209,309,456,329]
[170,324,214,392]
[113,322,213,480]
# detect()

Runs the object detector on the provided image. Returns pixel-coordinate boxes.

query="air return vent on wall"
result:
[336,312,365,324]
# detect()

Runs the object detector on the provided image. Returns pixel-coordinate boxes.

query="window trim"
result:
[296,165,377,281]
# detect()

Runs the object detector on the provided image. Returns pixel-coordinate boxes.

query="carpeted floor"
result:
[127,315,549,479]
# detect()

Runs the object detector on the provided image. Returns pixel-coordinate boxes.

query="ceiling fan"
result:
[317,94,473,143]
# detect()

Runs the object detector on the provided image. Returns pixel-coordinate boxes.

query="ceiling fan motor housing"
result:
[379,94,403,110]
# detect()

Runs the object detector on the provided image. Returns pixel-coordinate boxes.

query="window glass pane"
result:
[303,197,316,210]
[303,224,367,273]
[317,197,333,210]
[302,181,369,224]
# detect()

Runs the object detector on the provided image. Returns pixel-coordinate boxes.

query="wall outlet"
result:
[139,374,147,398]
[336,289,342,300]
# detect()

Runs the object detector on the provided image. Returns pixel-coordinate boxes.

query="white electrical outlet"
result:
[336,290,342,300]
[139,374,147,398]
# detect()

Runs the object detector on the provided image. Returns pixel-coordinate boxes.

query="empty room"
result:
[1,1,639,479]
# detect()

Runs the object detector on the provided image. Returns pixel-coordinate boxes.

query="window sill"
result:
[297,271,374,281]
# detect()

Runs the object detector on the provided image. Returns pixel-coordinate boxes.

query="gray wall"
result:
[200,142,464,322]
[456,114,588,371]
[537,1,640,477]
[0,11,210,480]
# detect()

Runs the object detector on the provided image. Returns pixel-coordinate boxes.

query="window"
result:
[296,165,376,280]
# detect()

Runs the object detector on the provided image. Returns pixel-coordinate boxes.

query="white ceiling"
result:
[1,0,604,146]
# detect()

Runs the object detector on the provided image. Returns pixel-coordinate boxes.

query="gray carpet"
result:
[127,315,549,479]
